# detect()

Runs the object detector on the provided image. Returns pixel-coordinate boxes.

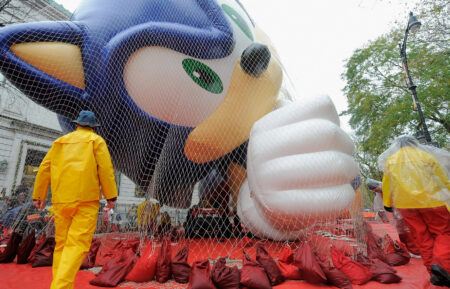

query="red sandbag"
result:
[188,259,216,289]
[369,259,401,284]
[17,230,35,264]
[123,238,140,253]
[293,242,326,284]
[95,239,123,267]
[356,253,401,284]
[28,234,46,264]
[90,248,136,287]
[365,231,385,261]
[81,238,101,269]
[278,245,294,263]
[172,245,190,284]
[331,247,371,285]
[0,231,22,263]
[211,257,240,289]
[32,237,55,268]
[277,246,302,280]
[256,243,284,285]
[155,237,172,283]
[125,243,158,282]
[240,251,272,289]
[382,235,410,266]
[318,258,352,289]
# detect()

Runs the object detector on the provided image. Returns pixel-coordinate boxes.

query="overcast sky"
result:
[56,0,421,132]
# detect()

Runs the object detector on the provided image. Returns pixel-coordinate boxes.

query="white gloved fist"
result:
[237,95,359,240]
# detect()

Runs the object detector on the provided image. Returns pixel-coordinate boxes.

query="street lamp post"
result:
[399,12,432,144]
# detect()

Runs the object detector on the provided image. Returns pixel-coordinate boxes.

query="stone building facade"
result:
[0,0,143,212]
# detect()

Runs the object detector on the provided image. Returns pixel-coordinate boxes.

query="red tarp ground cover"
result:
[0,250,441,289]
[0,222,437,288]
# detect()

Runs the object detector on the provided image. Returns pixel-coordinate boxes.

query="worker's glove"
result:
[238,95,359,240]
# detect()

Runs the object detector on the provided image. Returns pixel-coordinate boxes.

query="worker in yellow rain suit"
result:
[380,135,450,287]
[137,200,160,237]
[32,110,118,289]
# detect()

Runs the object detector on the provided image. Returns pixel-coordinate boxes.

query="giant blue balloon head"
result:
[0,0,283,207]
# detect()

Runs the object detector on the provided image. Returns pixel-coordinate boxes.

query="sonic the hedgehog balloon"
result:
[0,0,359,240]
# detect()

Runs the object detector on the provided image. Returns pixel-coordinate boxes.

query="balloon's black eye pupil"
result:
[193,68,214,85]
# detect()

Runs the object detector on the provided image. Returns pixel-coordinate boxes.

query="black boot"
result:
[431,264,450,287]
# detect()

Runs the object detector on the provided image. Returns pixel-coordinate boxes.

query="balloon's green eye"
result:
[222,4,253,41]
[182,59,223,94]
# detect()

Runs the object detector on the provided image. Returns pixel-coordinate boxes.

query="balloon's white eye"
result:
[222,4,253,41]
[124,47,227,127]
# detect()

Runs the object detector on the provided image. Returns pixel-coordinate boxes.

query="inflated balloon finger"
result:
[237,180,303,241]
[242,95,359,232]
[251,94,340,132]
[249,118,354,164]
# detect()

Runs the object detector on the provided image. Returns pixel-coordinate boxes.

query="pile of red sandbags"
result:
[0,231,22,263]
[89,238,140,287]
[86,233,406,288]
[17,230,35,264]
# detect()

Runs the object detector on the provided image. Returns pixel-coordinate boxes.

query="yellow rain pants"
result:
[51,201,99,289]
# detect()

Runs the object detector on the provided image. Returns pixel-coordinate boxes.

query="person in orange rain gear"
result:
[379,135,450,287]
[32,110,118,289]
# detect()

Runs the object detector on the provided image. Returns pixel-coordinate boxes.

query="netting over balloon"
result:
[0,0,369,287]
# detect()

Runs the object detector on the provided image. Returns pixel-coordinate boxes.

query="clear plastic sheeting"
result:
[378,135,450,209]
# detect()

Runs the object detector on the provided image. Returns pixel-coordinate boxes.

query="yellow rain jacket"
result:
[32,126,118,203]
[137,200,160,226]
[382,146,449,209]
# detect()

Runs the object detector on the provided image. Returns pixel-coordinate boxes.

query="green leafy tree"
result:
[342,0,449,183]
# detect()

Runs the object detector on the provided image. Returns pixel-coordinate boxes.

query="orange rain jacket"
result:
[32,126,118,203]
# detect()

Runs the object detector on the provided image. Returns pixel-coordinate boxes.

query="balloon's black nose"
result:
[240,43,271,77]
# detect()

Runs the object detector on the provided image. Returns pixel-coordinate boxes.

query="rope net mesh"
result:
[0,0,367,287]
